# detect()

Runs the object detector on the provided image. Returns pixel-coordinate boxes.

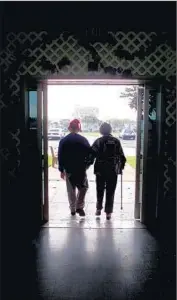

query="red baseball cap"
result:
[68,119,81,131]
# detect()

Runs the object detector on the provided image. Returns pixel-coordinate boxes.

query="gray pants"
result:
[66,173,88,212]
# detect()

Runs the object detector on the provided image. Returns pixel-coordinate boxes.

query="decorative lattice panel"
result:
[0,31,176,193]
[165,87,176,127]
[1,32,175,76]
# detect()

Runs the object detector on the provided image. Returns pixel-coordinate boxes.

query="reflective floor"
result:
[32,163,175,299]
[36,227,175,300]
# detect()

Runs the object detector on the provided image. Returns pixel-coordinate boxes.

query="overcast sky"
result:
[47,85,137,121]
[29,85,137,121]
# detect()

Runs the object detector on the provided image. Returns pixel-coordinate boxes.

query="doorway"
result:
[47,84,137,228]
[25,78,162,229]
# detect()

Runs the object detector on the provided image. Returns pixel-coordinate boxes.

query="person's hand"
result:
[60,172,65,180]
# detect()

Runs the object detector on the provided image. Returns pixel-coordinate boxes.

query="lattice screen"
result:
[0,31,176,192]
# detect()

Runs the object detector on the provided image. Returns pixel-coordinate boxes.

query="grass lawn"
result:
[48,155,52,167]
[81,132,100,137]
[62,131,120,138]
[126,156,136,169]
[82,132,119,138]
[48,153,136,169]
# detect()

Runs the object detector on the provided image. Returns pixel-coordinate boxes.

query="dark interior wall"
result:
[0,2,176,235]
[1,1,176,33]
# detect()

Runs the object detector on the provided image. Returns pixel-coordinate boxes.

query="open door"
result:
[23,78,49,225]
[134,86,144,220]
[134,83,163,227]
[37,82,49,224]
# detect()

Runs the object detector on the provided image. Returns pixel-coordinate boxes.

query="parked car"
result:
[119,129,136,140]
[48,129,64,140]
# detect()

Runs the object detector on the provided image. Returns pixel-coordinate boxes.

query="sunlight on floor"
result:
[44,163,143,229]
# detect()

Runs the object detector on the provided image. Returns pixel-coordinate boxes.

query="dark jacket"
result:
[90,134,126,175]
[58,133,91,175]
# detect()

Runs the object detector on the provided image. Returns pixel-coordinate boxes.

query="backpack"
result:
[101,138,117,163]
[96,137,119,174]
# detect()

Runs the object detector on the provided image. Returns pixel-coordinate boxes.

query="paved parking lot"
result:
[48,136,136,157]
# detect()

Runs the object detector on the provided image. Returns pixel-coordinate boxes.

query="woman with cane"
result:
[90,123,126,220]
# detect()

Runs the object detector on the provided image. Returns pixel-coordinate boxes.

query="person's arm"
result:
[83,137,91,150]
[88,139,100,166]
[82,137,92,169]
[117,140,126,170]
[58,139,65,173]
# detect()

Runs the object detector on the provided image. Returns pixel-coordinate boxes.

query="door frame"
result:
[134,86,143,219]
[37,82,49,222]
[140,85,151,223]
[21,74,165,226]
[21,76,49,224]
[155,86,165,221]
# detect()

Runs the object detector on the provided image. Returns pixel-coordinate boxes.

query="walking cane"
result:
[120,171,123,210]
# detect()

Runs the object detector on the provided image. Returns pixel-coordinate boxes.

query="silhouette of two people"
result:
[58,120,126,220]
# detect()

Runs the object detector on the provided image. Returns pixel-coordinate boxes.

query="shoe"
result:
[106,213,112,220]
[71,211,76,216]
[76,209,85,217]
[95,210,101,216]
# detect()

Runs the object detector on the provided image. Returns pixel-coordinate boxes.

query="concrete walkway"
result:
[48,163,135,182]
[46,163,138,228]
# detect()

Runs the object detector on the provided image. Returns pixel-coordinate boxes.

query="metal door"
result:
[134,86,145,219]
[23,78,49,225]
[134,83,163,226]
[37,82,49,223]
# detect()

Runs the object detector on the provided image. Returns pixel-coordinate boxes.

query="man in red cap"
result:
[58,119,91,216]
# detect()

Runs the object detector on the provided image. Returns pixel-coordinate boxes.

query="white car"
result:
[48,129,64,140]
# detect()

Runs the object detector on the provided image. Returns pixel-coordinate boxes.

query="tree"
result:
[81,115,100,131]
[120,86,156,118]
[72,105,100,131]
[81,115,99,124]
[107,118,136,131]
[120,86,140,111]
[53,121,59,128]
[59,119,70,131]
[107,118,122,131]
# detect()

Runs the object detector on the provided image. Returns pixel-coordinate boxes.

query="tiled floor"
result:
[46,164,139,228]
[36,227,175,300]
